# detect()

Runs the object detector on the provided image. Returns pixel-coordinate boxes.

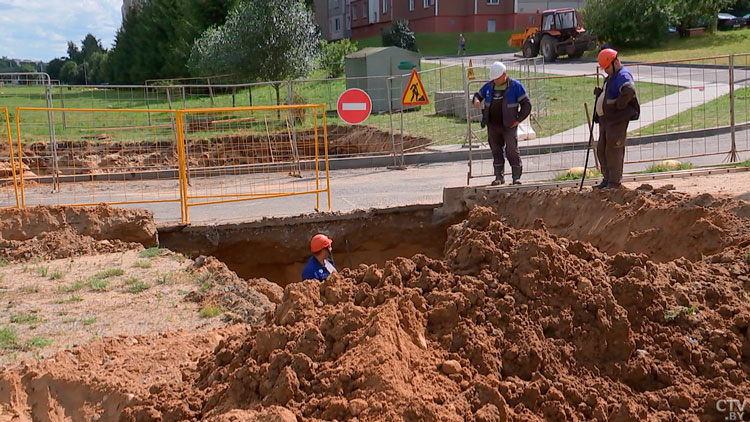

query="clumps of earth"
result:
[3,190,748,421]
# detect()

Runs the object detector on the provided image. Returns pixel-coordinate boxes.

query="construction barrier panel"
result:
[14,107,185,222]
[0,107,20,208]
[177,104,331,223]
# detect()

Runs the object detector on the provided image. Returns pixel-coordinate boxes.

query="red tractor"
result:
[508,8,597,62]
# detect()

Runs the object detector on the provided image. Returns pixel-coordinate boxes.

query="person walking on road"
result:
[302,234,337,281]
[458,34,466,56]
[593,48,640,189]
[473,61,532,185]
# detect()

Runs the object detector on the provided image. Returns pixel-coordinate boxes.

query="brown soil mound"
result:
[4,203,749,421]
[467,187,750,263]
[0,205,157,262]
[6,125,430,176]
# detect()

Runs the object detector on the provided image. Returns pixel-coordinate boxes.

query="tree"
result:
[106,0,237,84]
[673,0,732,33]
[59,61,81,84]
[67,42,83,63]
[319,38,358,78]
[189,0,320,104]
[80,34,105,63]
[381,19,418,52]
[583,0,674,46]
[45,58,67,80]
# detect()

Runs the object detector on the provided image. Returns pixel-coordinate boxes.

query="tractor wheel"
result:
[522,39,539,58]
[540,35,558,63]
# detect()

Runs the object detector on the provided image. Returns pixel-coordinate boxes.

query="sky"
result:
[0,0,122,62]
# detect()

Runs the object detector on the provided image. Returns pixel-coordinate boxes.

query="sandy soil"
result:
[623,171,750,202]
[0,178,749,421]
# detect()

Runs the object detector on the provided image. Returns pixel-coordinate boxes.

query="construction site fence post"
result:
[729,54,738,162]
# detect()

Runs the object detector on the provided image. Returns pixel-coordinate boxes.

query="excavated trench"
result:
[159,187,750,287]
[158,205,462,286]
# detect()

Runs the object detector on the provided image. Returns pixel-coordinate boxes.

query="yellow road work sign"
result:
[467,59,476,80]
[401,68,429,106]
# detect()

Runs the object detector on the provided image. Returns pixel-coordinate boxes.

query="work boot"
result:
[511,165,523,185]
[593,179,608,189]
[602,183,622,190]
[491,164,505,186]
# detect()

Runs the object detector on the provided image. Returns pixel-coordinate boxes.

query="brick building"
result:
[315,0,585,40]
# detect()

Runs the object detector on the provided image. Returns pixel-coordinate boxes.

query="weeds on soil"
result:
[0,326,19,350]
[9,313,41,324]
[139,247,166,258]
[0,259,8,267]
[93,268,125,279]
[22,285,39,294]
[642,162,694,173]
[125,278,150,294]
[58,280,85,293]
[55,295,83,304]
[744,249,750,264]
[83,317,97,326]
[664,305,698,322]
[89,279,110,291]
[25,336,52,349]
[49,271,64,280]
[35,265,49,277]
[199,305,224,318]
[133,260,152,269]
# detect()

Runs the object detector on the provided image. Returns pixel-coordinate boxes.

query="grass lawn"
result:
[614,28,750,64]
[354,31,518,57]
[632,87,750,136]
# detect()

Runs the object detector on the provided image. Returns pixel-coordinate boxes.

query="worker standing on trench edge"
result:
[593,48,640,189]
[473,61,532,186]
[302,234,337,281]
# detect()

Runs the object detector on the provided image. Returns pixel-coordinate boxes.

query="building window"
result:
[409,0,414,11]
[382,0,387,14]
[335,17,341,31]
[362,4,366,18]
[423,0,429,7]
[487,0,499,4]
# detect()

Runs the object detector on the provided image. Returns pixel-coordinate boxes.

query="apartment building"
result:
[316,0,585,40]
[315,0,352,40]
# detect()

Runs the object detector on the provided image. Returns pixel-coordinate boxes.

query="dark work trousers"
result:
[597,125,626,185]
[487,123,522,168]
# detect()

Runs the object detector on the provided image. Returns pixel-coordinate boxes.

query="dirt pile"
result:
[4,125,430,177]
[0,205,157,261]
[467,187,750,262]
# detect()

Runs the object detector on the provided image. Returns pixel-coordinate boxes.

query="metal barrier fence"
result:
[11,105,331,223]
[0,107,20,209]
[466,54,750,182]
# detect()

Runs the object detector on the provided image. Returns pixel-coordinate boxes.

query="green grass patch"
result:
[553,168,602,181]
[124,278,150,294]
[9,313,41,324]
[199,305,224,318]
[49,271,64,280]
[0,326,20,350]
[0,259,9,267]
[57,280,86,293]
[355,31,518,56]
[664,305,698,322]
[639,161,694,173]
[25,336,52,349]
[737,159,750,168]
[93,268,125,279]
[83,317,97,326]
[618,28,750,64]
[156,272,173,285]
[132,260,153,269]
[139,247,167,259]
[22,285,39,294]
[88,278,110,291]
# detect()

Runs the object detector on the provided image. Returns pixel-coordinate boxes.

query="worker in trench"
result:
[473,61,532,185]
[302,234,337,281]
[593,48,640,189]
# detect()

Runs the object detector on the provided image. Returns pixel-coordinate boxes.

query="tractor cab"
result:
[508,8,596,62]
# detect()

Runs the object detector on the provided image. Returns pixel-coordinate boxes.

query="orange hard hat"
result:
[598,48,618,69]
[310,234,332,253]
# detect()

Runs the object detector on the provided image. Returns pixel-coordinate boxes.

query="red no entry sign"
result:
[337,88,372,125]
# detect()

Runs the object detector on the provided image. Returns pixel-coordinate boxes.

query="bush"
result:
[382,19,418,52]
[319,39,358,78]
[583,0,674,46]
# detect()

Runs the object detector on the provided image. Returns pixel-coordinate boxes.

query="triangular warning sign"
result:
[467,59,476,80]
[401,68,429,106]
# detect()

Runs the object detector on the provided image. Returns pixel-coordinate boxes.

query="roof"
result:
[345,46,420,59]
[542,8,576,14]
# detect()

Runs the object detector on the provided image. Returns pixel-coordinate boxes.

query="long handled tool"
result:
[579,102,596,191]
